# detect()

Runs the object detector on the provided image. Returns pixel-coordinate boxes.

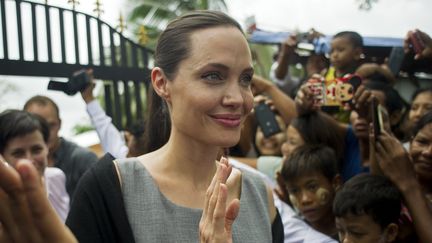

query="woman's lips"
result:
[211,114,242,128]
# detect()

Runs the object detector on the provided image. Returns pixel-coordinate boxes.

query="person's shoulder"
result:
[75,153,117,190]
[44,167,66,181]
[61,138,98,160]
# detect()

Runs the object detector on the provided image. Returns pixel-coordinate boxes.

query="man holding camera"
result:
[24,95,98,199]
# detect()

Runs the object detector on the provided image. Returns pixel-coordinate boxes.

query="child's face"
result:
[255,115,287,156]
[285,172,338,224]
[336,214,398,243]
[281,125,304,159]
[330,36,361,72]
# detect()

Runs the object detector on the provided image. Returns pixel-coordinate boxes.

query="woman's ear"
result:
[383,223,398,242]
[151,67,171,102]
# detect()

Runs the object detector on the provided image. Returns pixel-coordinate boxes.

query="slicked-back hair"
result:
[0,109,49,153]
[333,174,401,229]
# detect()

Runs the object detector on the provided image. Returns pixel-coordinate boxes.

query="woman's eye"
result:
[202,72,223,81]
[239,74,252,87]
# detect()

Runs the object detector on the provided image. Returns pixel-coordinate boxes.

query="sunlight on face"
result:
[167,26,254,148]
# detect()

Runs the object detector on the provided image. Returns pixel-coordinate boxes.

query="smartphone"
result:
[387,46,405,76]
[408,30,426,55]
[254,102,281,138]
[370,97,383,140]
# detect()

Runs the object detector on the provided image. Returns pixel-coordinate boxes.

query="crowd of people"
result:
[0,9,432,243]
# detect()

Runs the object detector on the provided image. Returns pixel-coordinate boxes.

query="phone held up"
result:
[408,30,426,55]
[307,74,362,112]
[370,97,384,141]
[254,102,281,138]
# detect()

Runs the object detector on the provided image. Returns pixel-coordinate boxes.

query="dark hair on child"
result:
[0,109,49,153]
[281,144,338,182]
[364,81,407,116]
[333,31,363,49]
[290,112,345,170]
[333,174,401,229]
[412,110,432,138]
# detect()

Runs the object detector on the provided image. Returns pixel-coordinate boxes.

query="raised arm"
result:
[375,131,432,243]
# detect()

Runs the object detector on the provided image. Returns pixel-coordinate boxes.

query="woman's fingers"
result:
[199,157,237,242]
[225,199,240,234]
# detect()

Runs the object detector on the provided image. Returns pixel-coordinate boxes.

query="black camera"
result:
[47,70,91,96]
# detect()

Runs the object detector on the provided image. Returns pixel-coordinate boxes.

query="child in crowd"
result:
[326,31,363,79]
[280,145,342,239]
[333,174,400,243]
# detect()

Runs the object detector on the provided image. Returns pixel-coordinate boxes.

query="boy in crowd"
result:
[333,174,400,243]
[326,31,363,79]
[280,145,342,239]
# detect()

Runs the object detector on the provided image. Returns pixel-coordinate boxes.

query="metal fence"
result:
[0,0,153,129]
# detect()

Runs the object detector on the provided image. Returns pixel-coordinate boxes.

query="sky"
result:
[1,0,431,143]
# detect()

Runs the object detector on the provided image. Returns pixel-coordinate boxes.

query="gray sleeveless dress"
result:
[117,158,272,243]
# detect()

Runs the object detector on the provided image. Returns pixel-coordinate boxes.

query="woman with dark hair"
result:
[0,10,281,243]
[0,109,69,222]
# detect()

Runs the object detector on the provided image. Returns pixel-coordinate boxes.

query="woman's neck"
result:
[148,130,221,188]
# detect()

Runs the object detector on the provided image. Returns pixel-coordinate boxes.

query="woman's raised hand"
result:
[199,157,240,243]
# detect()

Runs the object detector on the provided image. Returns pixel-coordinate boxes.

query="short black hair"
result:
[23,95,60,120]
[333,174,401,229]
[333,31,363,49]
[412,110,432,138]
[0,109,50,153]
[281,144,338,182]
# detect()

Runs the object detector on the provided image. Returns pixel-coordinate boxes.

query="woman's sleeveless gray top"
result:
[117,158,272,243]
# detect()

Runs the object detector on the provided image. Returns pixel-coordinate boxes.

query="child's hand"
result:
[280,35,297,56]
[295,82,319,115]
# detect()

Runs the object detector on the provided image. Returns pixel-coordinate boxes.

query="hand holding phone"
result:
[370,97,383,141]
[254,102,281,138]
[408,30,426,55]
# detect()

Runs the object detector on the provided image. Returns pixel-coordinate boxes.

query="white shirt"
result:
[86,100,129,159]
[44,167,70,222]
